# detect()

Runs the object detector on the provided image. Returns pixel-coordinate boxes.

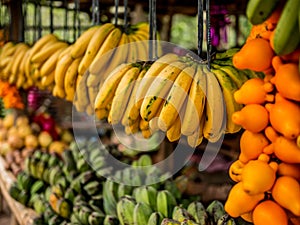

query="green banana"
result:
[147,212,164,225]
[103,179,119,216]
[246,0,280,25]
[62,149,77,172]
[117,195,136,225]
[80,170,96,184]
[206,200,226,224]
[187,201,209,225]
[272,0,300,55]
[180,219,199,225]
[172,206,193,223]
[212,65,248,88]
[18,190,29,206]
[135,185,158,211]
[156,190,177,218]
[48,214,64,225]
[51,183,65,198]
[30,180,45,195]
[83,180,102,196]
[137,154,153,167]
[164,179,182,200]
[133,202,154,225]
[57,198,72,219]
[24,156,31,174]
[78,205,93,225]
[90,194,104,211]
[17,171,35,191]
[76,157,91,172]
[117,183,133,200]
[48,153,60,167]
[214,48,240,60]
[217,214,237,225]
[49,166,64,186]
[88,211,105,225]
[103,215,120,225]
[9,182,21,201]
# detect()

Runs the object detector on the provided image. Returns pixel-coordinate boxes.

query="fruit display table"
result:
[0,156,38,225]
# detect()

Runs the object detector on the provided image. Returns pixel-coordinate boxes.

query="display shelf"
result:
[0,156,38,225]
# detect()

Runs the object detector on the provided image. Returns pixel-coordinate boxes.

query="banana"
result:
[0,42,14,60]
[108,65,141,124]
[129,33,149,62]
[87,32,129,87]
[31,41,69,63]
[217,214,236,225]
[30,33,58,57]
[172,206,193,223]
[181,65,207,136]
[117,183,133,200]
[135,185,158,211]
[40,47,65,76]
[83,180,102,196]
[88,211,105,225]
[158,65,196,131]
[122,65,149,126]
[10,44,29,78]
[74,71,90,112]
[89,27,123,74]
[166,113,182,142]
[187,114,205,148]
[133,202,154,225]
[64,57,82,102]
[41,70,55,87]
[214,48,240,60]
[104,215,119,225]
[272,0,300,55]
[127,34,139,63]
[160,219,181,225]
[140,60,188,122]
[124,116,141,134]
[206,200,226,224]
[94,63,133,110]
[156,190,177,218]
[211,68,242,134]
[103,179,118,216]
[187,201,209,225]
[78,23,115,75]
[147,212,164,225]
[211,64,248,88]
[246,0,280,25]
[202,66,226,142]
[71,25,101,59]
[117,195,136,225]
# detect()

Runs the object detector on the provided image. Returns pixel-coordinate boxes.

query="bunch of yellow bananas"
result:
[93,49,265,147]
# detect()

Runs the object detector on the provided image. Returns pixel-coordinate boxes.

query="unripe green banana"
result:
[117,183,133,200]
[103,179,118,216]
[147,212,164,225]
[117,195,136,225]
[137,154,153,167]
[160,218,180,225]
[57,198,72,219]
[272,0,300,55]
[135,185,158,211]
[78,205,93,225]
[217,214,237,225]
[156,190,177,218]
[83,180,102,196]
[206,200,226,224]
[172,206,193,223]
[246,0,280,25]
[103,215,120,225]
[180,219,199,225]
[88,211,105,225]
[133,202,153,225]
[187,201,209,225]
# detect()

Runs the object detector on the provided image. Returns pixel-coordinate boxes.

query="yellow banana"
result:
[94,63,133,110]
[41,70,55,87]
[149,103,164,133]
[75,71,90,112]
[166,113,181,142]
[54,50,73,91]
[139,117,150,131]
[86,32,128,87]
[187,114,205,148]
[125,116,141,135]
[10,45,29,81]
[71,25,101,59]
[211,68,242,134]
[30,33,58,56]
[126,34,139,63]
[16,72,26,89]
[95,107,110,121]
[87,86,99,108]
[202,66,226,143]
[89,27,123,74]
[121,65,148,126]
[0,42,14,60]
[141,129,152,139]
[78,23,115,75]
[64,57,82,102]
[157,65,196,132]
[181,65,207,136]
[134,53,180,118]
[40,47,65,76]
[108,66,141,124]
[140,60,188,122]
[31,41,69,63]
[128,33,149,62]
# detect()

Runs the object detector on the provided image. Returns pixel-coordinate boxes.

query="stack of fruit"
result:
[93,49,264,147]
[0,111,73,176]
[224,0,300,224]
[0,22,150,100]
[9,138,241,225]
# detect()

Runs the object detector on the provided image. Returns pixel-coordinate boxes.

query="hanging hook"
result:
[197,0,203,59]
[206,0,212,70]
[114,0,119,26]
[149,0,157,60]
[123,0,129,33]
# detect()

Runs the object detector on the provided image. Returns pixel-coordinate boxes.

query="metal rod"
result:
[206,0,211,69]
[63,0,68,41]
[114,0,119,26]
[50,0,54,33]
[153,0,158,59]
[37,2,42,39]
[123,0,128,32]
[148,0,154,60]
[197,0,203,58]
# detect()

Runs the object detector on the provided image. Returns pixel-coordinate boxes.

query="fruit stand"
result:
[0,0,299,225]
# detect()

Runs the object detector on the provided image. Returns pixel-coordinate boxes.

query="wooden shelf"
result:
[0,156,38,225]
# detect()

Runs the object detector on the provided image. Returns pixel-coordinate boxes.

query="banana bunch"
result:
[94,49,261,147]
[246,0,300,56]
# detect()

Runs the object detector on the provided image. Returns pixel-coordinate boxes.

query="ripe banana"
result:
[89,27,123,74]
[94,63,133,111]
[181,65,207,136]
[64,57,82,102]
[31,41,68,63]
[187,114,205,148]
[78,23,115,75]
[246,0,280,25]
[166,113,182,142]
[74,70,90,112]
[40,48,65,76]
[158,65,196,131]
[108,65,141,124]
[202,66,226,142]
[41,70,55,87]
[140,60,188,121]
[211,68,243,134]
[272,0,300,55]
[71,25,101,59]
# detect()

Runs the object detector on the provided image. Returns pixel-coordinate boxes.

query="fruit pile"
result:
[0,111,73,176]
[224,1,300,224]
[9,139,240,225]
[94,49,263,146]
[0,22,150,103]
